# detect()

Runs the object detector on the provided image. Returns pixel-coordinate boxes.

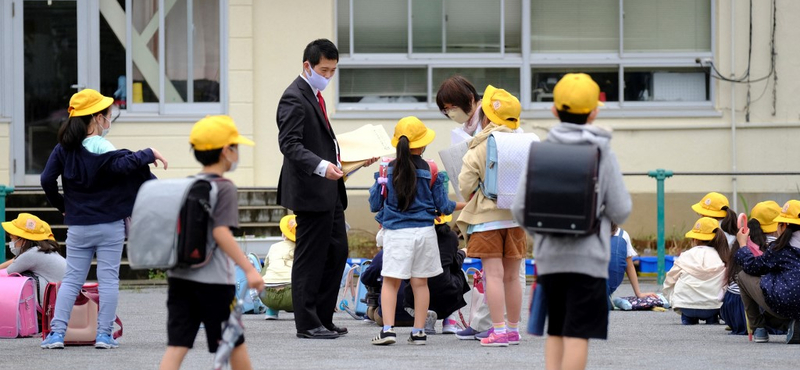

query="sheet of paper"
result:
[451,127,473,146]
[337,124,395,162]
[438,140,470,202]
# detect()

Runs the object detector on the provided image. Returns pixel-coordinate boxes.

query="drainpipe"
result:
[730,0,739,212]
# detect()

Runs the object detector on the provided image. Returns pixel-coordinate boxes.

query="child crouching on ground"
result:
[261,214,297,320]
[159,116,263,370]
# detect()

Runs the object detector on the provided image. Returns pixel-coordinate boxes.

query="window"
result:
[96,0,226,116]
[336,0,713,116]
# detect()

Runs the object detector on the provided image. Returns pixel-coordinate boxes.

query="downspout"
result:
[730,0,739,212]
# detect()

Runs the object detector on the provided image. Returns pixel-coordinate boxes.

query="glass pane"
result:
[446,0,500,53]
[192,0,221,102]
[532,68,618,102]
[353,0,407,53]
[165,0,188,102]
[23,1,77,174]
[432,68,520,103]
[624,68,709,102]
[531,0,619,53]
[339,68,426,103]
[100,0,127,108]
[624,0,711,52]
[337,0,350,54]
[131,0,160,103]
[412,0,442,53]
[505,0,522,53]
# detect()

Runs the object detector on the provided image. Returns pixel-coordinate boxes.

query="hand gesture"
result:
[736,227,750,247]
[150,148,169,170]
[325,163,344,180]
[246,269,264,293]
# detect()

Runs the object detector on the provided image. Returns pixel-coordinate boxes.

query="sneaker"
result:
[424,310,438,335]
[455,326,479,340]
[787,320,800,344]
[408,331,427,345]
[371,329,397,345]
[442,317,459,335]
[507,330,520,345]
[754,328,769,343]
[475,327,494,340]
[95,333,119,349]
[480,332,509,347]
[40,332,65,349]
[264,307,279,320]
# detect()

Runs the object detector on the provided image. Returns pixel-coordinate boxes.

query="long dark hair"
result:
[392,136,417,212]
[704,228,730,265]
[17,238,61,255]
[726,218,767,285]
[772,223,800,252]
[719,206,738,236]
[57,107,110,151]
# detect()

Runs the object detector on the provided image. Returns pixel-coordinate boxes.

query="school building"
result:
[1,0,798,239]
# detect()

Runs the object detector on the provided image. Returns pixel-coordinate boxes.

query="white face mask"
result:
[97,115,111,137]
[225,148,238,172]
[447,107,471,124]
[9,240,21,256]
[305,64,331,91]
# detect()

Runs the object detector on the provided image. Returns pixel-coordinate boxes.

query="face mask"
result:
[305,64,331,91]
[98,115,111,137]
[225,150,238,172]
[447,108,471,124]
[9,240,20,256]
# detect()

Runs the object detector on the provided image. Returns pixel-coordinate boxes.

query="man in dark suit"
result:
[277,39,376,339]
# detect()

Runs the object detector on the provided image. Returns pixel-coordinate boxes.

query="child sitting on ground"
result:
[607,223,656,309]
[663,217,728,325]
[261,214,297,320]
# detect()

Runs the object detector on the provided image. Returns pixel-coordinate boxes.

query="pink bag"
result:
[0,275,39,338]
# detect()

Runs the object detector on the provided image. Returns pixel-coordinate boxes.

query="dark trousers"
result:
[292,199,348,332]
[737,271,789,330]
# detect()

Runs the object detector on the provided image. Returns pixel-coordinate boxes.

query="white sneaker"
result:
[424,310,438,335]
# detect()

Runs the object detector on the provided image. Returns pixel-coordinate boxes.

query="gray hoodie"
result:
[511,122,632,279]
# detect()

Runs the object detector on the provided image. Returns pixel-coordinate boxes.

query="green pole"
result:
[0,185,14,264]
[647,169,673,286]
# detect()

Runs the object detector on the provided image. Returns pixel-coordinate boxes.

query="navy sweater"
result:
[40,144,155,226]
[736,240,800,320]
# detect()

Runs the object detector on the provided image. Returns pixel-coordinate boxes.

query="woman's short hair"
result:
[435,75,479,114]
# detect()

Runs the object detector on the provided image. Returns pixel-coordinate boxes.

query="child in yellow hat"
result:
[1,213,65,304]
[691,192,739,245]
[663,217,729,326]
[260,214,297,320]
[735,200,800,344]
[721,201,782,336]
[367,116,456,345]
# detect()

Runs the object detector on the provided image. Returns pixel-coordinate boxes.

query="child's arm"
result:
[368,172,383,213]
[40,150,65,214]
[213,226,264,292]
[432,174,456,215]
[454,202,467,211]
[0,258,13,270]
[626,257,656,298]
[458,146,485,201]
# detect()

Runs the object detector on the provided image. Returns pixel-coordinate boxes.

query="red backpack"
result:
[377,157,438,199]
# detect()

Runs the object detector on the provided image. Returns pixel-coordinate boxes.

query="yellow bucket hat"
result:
[481,85,521,129]
[68,89,114,118]
[773,200,800,226]
[190,115,255,151]
[751,200,782,233]
[553,73,605,115]
[2,213,54,241]
[685,217,720,241]
[279,214,297,242]
[391,116,436,149]
[691,192,730,218]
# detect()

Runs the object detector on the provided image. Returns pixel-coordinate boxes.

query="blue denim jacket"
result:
[369,167,456,230]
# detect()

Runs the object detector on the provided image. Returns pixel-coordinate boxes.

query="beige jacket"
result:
[662,246,725,310]
[456,123,515,235]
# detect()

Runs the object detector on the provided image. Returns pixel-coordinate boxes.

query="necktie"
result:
[317,91,331,131]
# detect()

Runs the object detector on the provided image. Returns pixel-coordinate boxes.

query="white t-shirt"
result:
[618,229,637,258]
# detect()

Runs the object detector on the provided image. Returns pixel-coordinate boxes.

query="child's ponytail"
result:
[57,115,92,151]
[709,228,730,265]
[719,206,738,236]
[393,136,417,212]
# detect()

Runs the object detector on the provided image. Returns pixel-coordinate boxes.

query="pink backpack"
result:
[0,275,39,338]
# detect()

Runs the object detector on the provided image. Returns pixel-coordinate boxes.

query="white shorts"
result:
[381,226,443,279]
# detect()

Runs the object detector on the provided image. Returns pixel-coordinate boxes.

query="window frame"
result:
[334,0,717,118]
[0,0,10,120]
[122,0,228,118]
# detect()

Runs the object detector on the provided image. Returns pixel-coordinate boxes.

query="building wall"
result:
[0,121,9,185]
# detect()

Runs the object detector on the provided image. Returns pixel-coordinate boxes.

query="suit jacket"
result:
[277,76,347,212]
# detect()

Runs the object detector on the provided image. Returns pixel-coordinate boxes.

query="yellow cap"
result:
[773,200,800,226]
[279,214,297,242]
[190,115,255,151]
[2,213,54,242]
[481,85,521,129]
[751,201,782,233]
[691,192,730,218]
[68,89,114,118]
[434,214,453,225]
[553,73,605,115]
[391,116,436,149]
[685,217,720,241]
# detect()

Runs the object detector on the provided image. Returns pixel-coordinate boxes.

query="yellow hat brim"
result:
[760,222,778,233]
[2,221,50,241]
[691,203,727,218]
[685,230,714,241]
[391,128,436,149]
[232,135,255,147]
[70,96,114,117]
[280,215,296,242]
[773,214,800,226]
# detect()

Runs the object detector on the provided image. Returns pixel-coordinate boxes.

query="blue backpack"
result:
[235,253,267,314]
[479,132,540,208]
